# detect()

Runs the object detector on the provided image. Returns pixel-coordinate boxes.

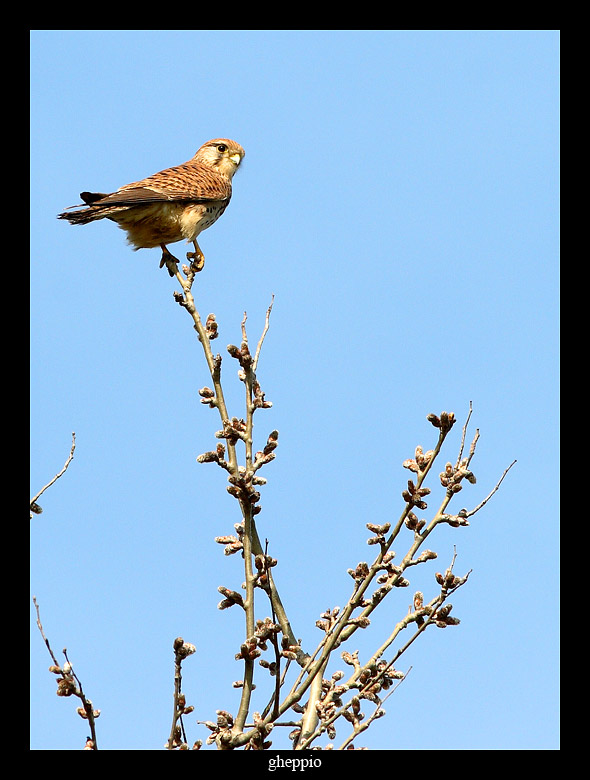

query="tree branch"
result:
[30,432,76,516]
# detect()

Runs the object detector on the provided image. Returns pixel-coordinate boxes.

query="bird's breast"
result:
[179,201,228,241]
[109,201,228,249]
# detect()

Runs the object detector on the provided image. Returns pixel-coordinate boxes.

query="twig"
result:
[260,540,283,722]
[33,596,99,749]
[456,401,473,465]
[253,295,274,371]
[167,637,196,749]
[465,459,517,517]
[33,595,60,667]
[337,669,411,750]
[30,432,76,515]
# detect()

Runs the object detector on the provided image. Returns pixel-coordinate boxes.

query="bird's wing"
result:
[115,161,232,204]
[61,161,233,213]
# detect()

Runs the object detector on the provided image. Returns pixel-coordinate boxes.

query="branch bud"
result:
[205,313,218,339]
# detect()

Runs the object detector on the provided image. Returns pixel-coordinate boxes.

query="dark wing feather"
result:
[58,159,232,221]
[78,186,215,208]
[80,191,111,204]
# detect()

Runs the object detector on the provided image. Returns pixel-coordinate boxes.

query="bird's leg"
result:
[159,244,180,277]
[186,240,205,273]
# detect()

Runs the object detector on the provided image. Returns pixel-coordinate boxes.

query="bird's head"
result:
[195,138,245,178]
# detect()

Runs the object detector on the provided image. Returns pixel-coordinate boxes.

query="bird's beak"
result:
[230,153,243,166]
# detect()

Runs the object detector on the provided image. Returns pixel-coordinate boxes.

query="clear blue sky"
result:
[30,30,559,750]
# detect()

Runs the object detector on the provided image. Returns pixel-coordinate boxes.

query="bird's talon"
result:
[160,249,180,277]
[187,251,205,273]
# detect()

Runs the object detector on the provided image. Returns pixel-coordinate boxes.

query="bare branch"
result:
[253,295,274,371]
[30,432,76,516]
[167,637,196,749]
[465,459,517,517]
[456,401,473,465]
[33,596,99,750]
[337,668,411,750]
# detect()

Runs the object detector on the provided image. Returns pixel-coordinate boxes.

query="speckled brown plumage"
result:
[58,138,245,271]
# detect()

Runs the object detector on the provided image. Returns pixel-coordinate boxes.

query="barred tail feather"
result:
[58,191,113,224]
[57,207,105,225]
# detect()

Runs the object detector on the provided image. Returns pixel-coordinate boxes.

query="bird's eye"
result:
[216,144,227,153]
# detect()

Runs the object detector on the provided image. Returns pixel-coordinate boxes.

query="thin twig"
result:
[466,428,481,466]
[465,459,517,517]
[337,668,412,750]
[33,596,60,667]
[456,401,473,465]
[33,596,98,749]
[167,637,196,749]
[260,540,283,722]
[253,295,274,371]
[30,432,76,515]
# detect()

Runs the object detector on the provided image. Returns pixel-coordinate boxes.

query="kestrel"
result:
[58,138,245,273]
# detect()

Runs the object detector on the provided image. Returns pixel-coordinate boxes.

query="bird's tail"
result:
[57,207,99,225]
[57,192,111,224]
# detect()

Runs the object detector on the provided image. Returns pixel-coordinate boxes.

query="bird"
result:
[58,138,245,273]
